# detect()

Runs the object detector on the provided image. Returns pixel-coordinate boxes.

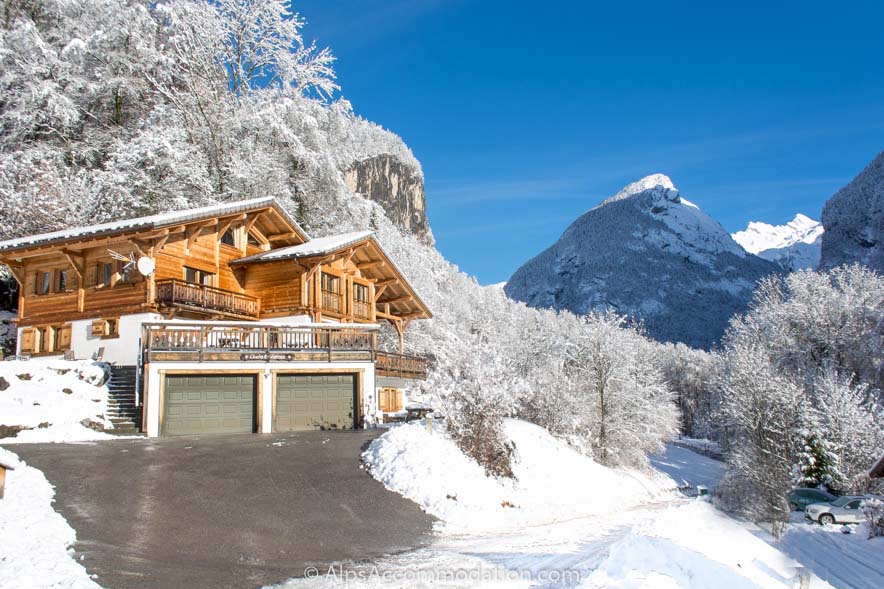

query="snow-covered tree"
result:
[793,431,846,491]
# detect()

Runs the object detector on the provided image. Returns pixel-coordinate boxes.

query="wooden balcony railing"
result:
[376,351,429,380]
[353,299,372,320]
[142,322,376,363]
[321,289,342,313]
[155,279,260,319]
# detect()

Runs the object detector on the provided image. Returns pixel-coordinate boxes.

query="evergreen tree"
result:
[793,431,846,491]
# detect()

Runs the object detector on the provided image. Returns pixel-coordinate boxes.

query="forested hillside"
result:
[2,1,881,536]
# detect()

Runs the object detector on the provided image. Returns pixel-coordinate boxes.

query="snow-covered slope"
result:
[733,214,823,271]
[820,150,884,272]
[505,174,779,349]
[363,419,674,534]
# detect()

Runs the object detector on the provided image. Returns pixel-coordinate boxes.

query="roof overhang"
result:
[231,232,432,320]
[0,197,308,257]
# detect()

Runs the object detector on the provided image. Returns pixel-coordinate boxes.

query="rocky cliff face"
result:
[344,155,433,244]
[505,174,779,349]
[820,150,884,272]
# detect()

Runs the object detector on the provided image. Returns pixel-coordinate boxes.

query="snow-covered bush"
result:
[863,498,884,539]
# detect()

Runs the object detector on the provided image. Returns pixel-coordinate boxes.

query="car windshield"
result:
[831,496,854,507]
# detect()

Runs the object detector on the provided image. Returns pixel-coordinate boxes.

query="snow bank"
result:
[583,501,832,589]
[0,359,121,443]
[0,447,101,588]
[362,418,674,533]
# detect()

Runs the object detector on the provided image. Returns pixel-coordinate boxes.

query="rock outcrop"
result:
[344,155,433,244]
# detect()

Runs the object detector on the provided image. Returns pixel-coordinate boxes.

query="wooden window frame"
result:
[36,270,51,295]
[183,266,215,287]
[220,228,237,248]
[20,323,72,356]
[91,317,120,340]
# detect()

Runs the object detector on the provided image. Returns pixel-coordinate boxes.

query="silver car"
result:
[805,495,866,525]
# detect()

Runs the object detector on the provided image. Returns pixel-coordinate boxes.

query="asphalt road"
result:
[13,431,436,589]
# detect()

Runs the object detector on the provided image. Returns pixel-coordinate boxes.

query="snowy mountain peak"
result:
[732,214,823,271]
[732,214,823,255]
[603,174,678,206]
[506,176,778,349]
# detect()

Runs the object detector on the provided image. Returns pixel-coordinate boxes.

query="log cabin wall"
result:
[17,242,150,327]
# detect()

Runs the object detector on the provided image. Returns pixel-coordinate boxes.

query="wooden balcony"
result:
[142,322,376,363]
[155,279,260,320]
[376,351,428,380]
[320,289,343,313]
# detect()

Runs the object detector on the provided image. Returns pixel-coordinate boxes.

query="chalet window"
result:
[91,318,120,339]
[320,273,342,313]
[36,271,51,295]
[184,266,214,286]
[20,323,71,355]
[321,274,340,294]
[353,283,371,319]
[56,269,68,293]
[221,228,236,247]
[100,262,114,287]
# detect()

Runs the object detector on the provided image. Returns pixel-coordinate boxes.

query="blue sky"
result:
[297,0,884,284]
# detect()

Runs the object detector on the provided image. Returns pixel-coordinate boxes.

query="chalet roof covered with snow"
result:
[0,197,308,253]
[231,230,373,264]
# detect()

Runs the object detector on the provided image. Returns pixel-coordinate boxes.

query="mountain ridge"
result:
[505,174,779,349]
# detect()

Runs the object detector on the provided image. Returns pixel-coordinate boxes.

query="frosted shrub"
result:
[862,499,884,539]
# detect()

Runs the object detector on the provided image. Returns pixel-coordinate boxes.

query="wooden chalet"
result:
[0,197,431,437]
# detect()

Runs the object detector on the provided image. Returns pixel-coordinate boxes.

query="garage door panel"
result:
[163,375,255,436]
[275,374,355,432]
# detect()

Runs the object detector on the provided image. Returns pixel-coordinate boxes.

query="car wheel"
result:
[819,513,835,526]
[790,502,799,511]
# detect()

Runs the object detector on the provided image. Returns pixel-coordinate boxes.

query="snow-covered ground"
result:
[0,447,101,588]
[0,359,124,443]
[755,514,884,589]
[648,442,727,491]
[363,419,673,534]
[272,423,833,588]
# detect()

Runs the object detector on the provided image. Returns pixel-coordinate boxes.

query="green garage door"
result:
[275,374,355,431]
[163,375,255,436]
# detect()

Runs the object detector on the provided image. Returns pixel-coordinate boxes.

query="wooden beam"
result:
[304,263,321,283]
[341,248,356,267]
[357,260,385,270]
[373,284,388,302]
[268,231,298,242]
[186,219,216,251]
[374,278,399,288]
[152,233,170,254]
[244,209,269,234]
[61,250,85,280]
[382,295,413,305]
[3,263,25,286]
[216,218,235,241]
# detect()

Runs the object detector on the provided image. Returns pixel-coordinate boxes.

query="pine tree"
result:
[793,431,846,491]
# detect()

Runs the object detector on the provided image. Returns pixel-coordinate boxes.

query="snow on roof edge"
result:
[231,230,374,264]
[0,197,309,253]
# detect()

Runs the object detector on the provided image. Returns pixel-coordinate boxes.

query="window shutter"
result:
[20,327,35,353]
[91,319,106,337]
[58,324,72,350]
[395,389,403,412]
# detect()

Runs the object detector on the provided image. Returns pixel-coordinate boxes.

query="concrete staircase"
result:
[105,366,143,436]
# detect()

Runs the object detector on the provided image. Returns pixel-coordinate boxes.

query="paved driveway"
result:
[13,431,436,589]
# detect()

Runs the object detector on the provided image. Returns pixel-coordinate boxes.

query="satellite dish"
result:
[136,256,156,277]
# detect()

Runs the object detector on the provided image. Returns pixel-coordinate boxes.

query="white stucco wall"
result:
[17,312,162,365]
[143,360,377,437]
